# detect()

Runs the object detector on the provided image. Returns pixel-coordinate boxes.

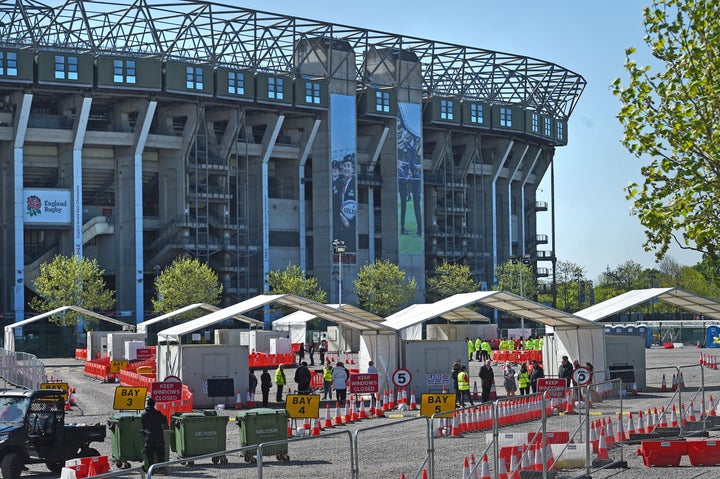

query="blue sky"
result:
[239,0,703,281]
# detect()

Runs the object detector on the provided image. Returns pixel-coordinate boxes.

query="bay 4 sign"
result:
[348,373,378,394]
[151,380,183,402]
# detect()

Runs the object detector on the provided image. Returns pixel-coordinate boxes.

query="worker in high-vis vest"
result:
[474,337,482,361]
[517,363,530,395]
[457,365,474,407]
[322,360,333,400]
[274,364,286,403]
[467,338,475,362]
[480,340,492,362]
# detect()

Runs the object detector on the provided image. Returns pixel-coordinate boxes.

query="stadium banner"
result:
[397,102,423,254]
[330,93,357,253]
[23,188,72,224]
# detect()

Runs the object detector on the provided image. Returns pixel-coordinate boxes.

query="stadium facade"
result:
[0,0,585,325]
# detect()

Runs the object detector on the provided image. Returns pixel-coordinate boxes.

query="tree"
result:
[267,264,328,303]
[29,255,115,327]
[596,260,646,300]
[612,0,720,269]
[494,259,537,299]
[425,262,479,303]
[354,259,417,317]
[152,256,222,319]
[548,260,587,312]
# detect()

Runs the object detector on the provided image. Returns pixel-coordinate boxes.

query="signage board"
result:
[537,378,566,399]
[285,394,321,418]
[150,381,183,402]
[348,373,378,394]
[420,393,455,418]
[113,386,148,410]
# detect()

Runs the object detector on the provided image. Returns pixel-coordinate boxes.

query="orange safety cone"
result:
[532,444,543,471]
[564,389,574,414]
[661,374,667,392]
[615,412,625,443]
[388,389,396,409]
[544,443,555,470]
[462,457,470,479]
[659,406,668,427]
[593,426,611,465]
[509,452,520,479]
[688,401,697,422]
[489,383,497,400]
[479,454,491,479]
[69,388,76,406]
[409,390,417,410]
[323,404,333,429]
[383,390,390,411]
[472,381,480,400]
[421,468,427,479]
[626,412,635,440]
[670,405,678,427]
[671,373,678,391]
[334,402,343,426]
[235,390,243,409]
[637,410,645,434]
[303,417,311,431]
[450,413,462,437]
[359,400,367,420]
[287,419,293,437]
[589,420,599,453]
[605,417,616,447]
[679,371,685,389]
[497,453,508,479]
[400,474,406,479]
[311,418,321,436]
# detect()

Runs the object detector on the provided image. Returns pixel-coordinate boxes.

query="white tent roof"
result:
[158,294,394,341]
[137,303,262,333]
[383,291,600,331]
[576,287,720,322]
[4,305,134,351]
[272,303,383,327]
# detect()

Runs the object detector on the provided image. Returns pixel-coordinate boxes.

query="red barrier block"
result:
[637,440,687,467]
[687,440,720,466]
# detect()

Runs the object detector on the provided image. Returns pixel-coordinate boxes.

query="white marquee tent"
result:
[137,302,262,334]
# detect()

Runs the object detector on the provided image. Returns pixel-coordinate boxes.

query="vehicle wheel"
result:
[1,453,24,479]
[212,456,219,464]
[187,460,194,466]
[115,461,123,468]
[45,461,63,473]
[80,448,100,457]
[221,457,228,465]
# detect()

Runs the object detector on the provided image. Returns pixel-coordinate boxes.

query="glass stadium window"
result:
[228,71,244,95]
[55,55,78,80]
[375,91,390,112]
[557,122,564,140]
[470,103,483,123]
[113,60,136,84]
[268,77,284,100]
[305,82,321,104]
[500,107,512,127]
[186,66,204,90]
[531,112,539,132]
[0,52,17,76]
[544,117,551,136]
[440,99,454,120]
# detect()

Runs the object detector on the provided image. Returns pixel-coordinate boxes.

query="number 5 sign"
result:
[572,367,592,386]
[392,368,412,388]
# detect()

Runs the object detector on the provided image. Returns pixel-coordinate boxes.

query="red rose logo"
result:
[26,195,42,217]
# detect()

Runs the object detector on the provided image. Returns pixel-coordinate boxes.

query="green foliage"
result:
[426,262,479,303]
[152,256,222,319]
[29,255,115,327]
[354,259,417,317]
[613,0,720,270]
[550,260,588,312]
[267,264,328,303]
[494,260,537,299]
[597,260,647,298]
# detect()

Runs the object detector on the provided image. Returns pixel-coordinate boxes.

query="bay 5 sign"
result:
[348,373,378,394]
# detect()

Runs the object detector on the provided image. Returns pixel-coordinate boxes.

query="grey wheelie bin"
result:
[170,411,229,465]
[108,412,172,469]
[236,408,289,463]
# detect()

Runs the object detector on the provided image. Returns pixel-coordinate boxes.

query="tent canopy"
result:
[272,303,383,328]
[4,305,134,351]
[576,288,720,322]
[137,303,262,334]
[158,294,394,341]
[383,291,601,331]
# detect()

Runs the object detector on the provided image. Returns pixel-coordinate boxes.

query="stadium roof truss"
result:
[0,0,586,119]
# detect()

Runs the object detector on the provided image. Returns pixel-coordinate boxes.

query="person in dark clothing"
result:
[529,360,545,393]
[294,361,312,394]
[297,343,305,363]
[260,369,272,407]
[249,370,258,396]
[141,398,168,473]
[307,341,315,366]
[451,360,462,407]
[479,360,495,403]
[318,340,327,364]
[558,356,573,387]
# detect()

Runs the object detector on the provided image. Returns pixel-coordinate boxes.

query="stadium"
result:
[0,0,585,327]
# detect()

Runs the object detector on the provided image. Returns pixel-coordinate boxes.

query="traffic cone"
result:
[593,426,611,465]
[472,381,479,400]
[409,390,417,410]
[631,381,638,396]
[248,391,256,408]
[334,402,343,426]
[590,420,599,453]
[311,418,321,436]
[626,412,635,440]
[497,454,508,479]
[450,413,462,437]
[533,444,543,471]
[479,454,491,479]
[323,404,333,429]
[421,469,427,479]
[509,453,520,479]
[688,401,697,422]
[235,390,243,409]
[637,410,645,434]
[383,390,390,411]
[615,413,625,443]
[671,373,677,391]
[564,389,574,414]
[462,457,470,479]
[489,383,497,400]
[69,388,76,406]
[605,417,616,446]
[303,417,311,431]
[661,374,667,392]
[287,419,293,437]
[388,389,395,409]
[469,454,479,479]
[659,406,668,427]
[670,405,678,427]
[359,400,367,419]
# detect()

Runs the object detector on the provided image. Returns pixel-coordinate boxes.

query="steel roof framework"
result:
[0,0,586,119]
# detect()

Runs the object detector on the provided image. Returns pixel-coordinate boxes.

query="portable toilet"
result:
[604,325,614,335]
[637,324,651,348]
[625,325,637,337]
[706,325,720,348]
[614,325,625,335]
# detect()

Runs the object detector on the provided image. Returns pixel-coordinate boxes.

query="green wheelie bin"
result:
[108,412,172,469]
[170,410,229,465]
[236,408,289,463]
